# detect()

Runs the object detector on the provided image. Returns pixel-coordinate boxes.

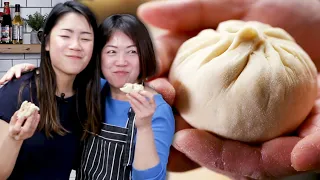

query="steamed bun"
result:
[169,20,318,142]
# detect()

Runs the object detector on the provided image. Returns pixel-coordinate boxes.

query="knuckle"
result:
[22,128,30,135]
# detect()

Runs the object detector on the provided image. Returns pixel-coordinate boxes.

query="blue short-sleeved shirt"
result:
[0,71,84,180]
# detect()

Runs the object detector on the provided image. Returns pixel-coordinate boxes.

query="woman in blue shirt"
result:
[77,14,175,180]
[1,14,175,180]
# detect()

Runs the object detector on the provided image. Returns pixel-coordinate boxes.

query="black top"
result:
[0,71,85,180]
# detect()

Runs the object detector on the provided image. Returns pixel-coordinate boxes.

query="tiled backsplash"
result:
[0,0,68,76]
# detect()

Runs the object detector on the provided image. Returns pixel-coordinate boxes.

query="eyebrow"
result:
[105,45,136,48]
[61,28,92,35]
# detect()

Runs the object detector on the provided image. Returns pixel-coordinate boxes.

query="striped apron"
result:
[76,108,136,180]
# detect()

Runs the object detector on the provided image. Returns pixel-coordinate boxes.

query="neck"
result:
[110,85,128,101]
[55,71,76,98]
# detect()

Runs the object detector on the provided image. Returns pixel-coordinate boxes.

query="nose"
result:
[69,37,82,51]
[115,53,127,66]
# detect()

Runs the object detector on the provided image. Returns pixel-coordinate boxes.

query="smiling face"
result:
[101,30,140,88]
[46,12,94,76]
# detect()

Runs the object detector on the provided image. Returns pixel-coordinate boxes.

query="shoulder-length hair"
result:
[34,1,101,139]
[98,14,157,82]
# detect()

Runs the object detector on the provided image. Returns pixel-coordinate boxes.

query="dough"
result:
[120,83,144,93]
[17,101,40,119]
[169,20,318,142]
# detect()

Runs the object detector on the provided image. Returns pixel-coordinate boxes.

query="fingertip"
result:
[147,77,175,105]
[28,64,36,69]
[136,2,147,19]
[291,133,320,171]
[137,1,162,24]
[173,129,198,150]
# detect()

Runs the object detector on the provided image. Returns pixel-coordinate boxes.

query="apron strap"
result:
[100,81,110,123]
[123,107,136,166]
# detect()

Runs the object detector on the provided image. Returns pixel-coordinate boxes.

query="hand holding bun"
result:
[8,101,40,141]
[169,20,318,142]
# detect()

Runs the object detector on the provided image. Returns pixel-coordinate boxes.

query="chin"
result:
[108,81,126,89]
[64,66,87,75]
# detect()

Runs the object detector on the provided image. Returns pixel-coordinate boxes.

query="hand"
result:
[169,80,320,179]
[147,74,320,179]
[126,90,156,129]
[138,0,320,76]
[0,63,36,85]
[145,77,175,106]
[138,0,320,178]
[9,110,40,141]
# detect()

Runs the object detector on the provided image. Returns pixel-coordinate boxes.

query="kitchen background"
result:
[0,0,66,79]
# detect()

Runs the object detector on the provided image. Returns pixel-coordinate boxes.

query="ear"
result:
[44,34,50,51]
[45,42,50,51]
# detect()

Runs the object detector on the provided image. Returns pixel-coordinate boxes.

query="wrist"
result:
[136,125,153,133]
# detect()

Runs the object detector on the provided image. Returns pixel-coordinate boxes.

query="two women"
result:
[0,2,174,180]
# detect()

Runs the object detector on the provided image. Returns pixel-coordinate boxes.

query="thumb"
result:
[138,0,250,32]
[153,32,192,78]
[292,132,320,172]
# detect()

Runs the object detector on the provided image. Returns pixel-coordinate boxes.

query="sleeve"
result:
[132,103,175,180]
[0,81,22,123]
[0,73,34,123]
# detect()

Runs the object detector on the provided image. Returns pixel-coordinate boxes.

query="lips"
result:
[66,55,82,60]
[114,71,128,76]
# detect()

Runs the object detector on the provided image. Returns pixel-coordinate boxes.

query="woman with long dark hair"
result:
[0,1,101,179]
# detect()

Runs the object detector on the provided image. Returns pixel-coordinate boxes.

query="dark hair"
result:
[98,14,157,82]
[35,1,101,138]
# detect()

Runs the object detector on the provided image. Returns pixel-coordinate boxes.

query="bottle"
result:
[12,4,23,44]
[0,12,3,43]
[1,1,12,44]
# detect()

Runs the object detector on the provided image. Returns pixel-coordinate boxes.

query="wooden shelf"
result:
[0,44,41,54]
